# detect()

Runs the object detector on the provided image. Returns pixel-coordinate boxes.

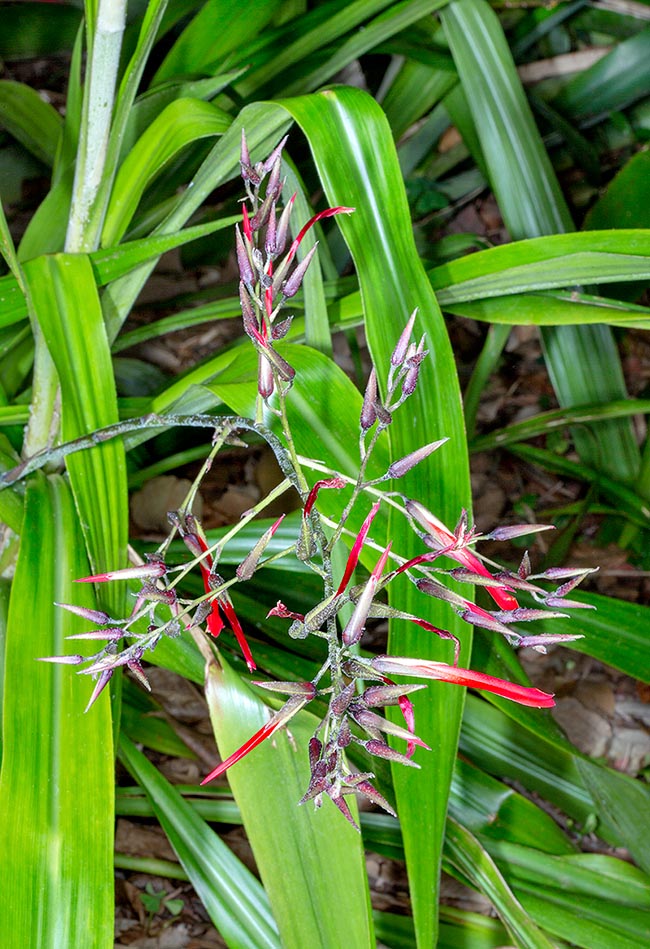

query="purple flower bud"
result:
[308,736,322,769]
[387,439,448,479]
[518,633,584,650]
[264,202,277,257]
[275,194,295,257]
[544,596,595,610]
[553,571,598,597]
[127,653,150,691]
[485,524,554,541]
[262,135,288,175]
[401,344,427,396]
[360,367,378,431]
[84,669,113,713]
[494,607,568,623]
[235,226,254,287]
[355,780,396,818]
[271,315,293,339]
[37,654,86,665]
[519,551,531,579]
[258,354,274,399]
[365,739,421,768]
[330,681,356,716]
[239,129,251,168]
[75,562,167,584]
[282,244,318,299]
[362,683,426,707]
[65,629,123,641]
[239,281,258,339]
[416,577,471,610]
[391,309,418,366]
[374,401,393,427]
[539,566,598,580]
[55,603,112,625]
[350,707,430,749]
[337,719,352,748]
[266,158,283,203]
[328,794,358,829]
[460,609,515,636]
[252,679,317,697]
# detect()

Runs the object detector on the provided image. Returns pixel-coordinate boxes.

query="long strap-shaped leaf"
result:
[278,88,472,948]
[205,652,375,948]
[441,0,640,484]
[0,474,114,946]
[23,253,127,597]
[118,733,281,949]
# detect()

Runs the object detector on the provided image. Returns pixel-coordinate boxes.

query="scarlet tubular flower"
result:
[304,476,347,517]
[336,501,381,595]
[187,530,256,671]
[371,655,555,708]
[342,543,392,646]
[201,694,309,784]
[284,206,355,267]
[406,499,519,611]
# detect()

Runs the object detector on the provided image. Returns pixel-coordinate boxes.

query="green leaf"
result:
[585,150,650,231]
[205,651,374,949]
[102,98,231,245]
[0,4,81,60]
[280,87,472,948]
[153,0,283,84]
[530,590,650,684]
[0,80,62,166]
[431,231,650,302]
[0,475,114,946]
[471,398,650,452]
[281,0,453,98]
[508,442,650,530]
[22,254,127,594]
[118,733,281,948]
[444,290,650,329]
[441,0,640,483]
[552,26,650,120]
[445,819,556,949]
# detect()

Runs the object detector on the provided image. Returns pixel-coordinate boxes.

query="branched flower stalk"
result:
[41,134,594,827]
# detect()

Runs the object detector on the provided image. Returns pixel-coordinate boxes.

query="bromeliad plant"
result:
[43,136,590,823]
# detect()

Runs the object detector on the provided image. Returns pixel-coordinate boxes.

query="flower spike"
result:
[201,694,309,784]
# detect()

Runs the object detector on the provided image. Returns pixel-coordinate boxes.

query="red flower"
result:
[190,532,256,672]
[371,656,554,708]
[201,694,309,784]
[405,500,519,611]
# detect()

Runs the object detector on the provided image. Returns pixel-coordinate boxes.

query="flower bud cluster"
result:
[43,509,279,710]
[43,139,593,829]
[237,130,353,400]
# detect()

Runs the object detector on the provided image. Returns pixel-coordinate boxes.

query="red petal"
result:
[221,598,256,671]
[336,501,380,595]
[201,717,281,784]
[452,547,519,610]
[286,207,355,265]
[242,204,253,242]
[304,476,347,517]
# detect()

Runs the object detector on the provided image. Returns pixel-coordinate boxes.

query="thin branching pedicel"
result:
[44,133,593,827]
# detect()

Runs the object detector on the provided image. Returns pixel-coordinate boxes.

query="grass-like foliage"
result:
[0,2,650,947]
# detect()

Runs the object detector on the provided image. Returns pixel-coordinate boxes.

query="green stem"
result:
[66,0,127,253]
